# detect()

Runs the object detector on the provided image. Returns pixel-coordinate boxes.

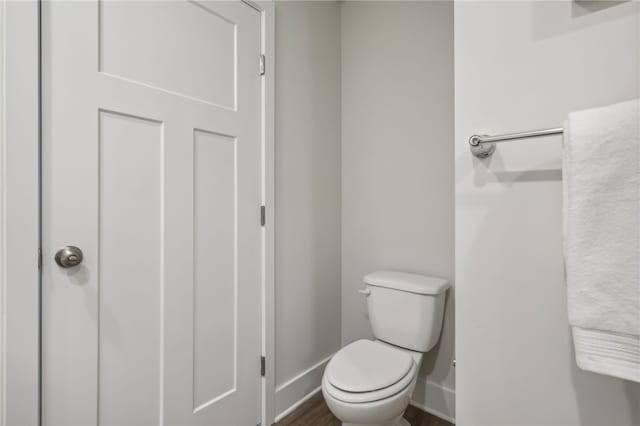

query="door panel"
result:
[42,2,263,425]
[193,130,238,411]
[99,111,163,426]
[99,1,237,108]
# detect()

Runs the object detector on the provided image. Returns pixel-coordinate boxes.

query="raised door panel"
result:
[99,111,163,425]
[193,130,238,411]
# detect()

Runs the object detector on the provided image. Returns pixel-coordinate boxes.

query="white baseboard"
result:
[274,353,333,422]
[274,385,322,423]
[410,377,456,423]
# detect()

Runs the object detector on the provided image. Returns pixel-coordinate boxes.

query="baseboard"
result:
[410,377,456,423]
[274,353,333,422]
[274,385,322,423]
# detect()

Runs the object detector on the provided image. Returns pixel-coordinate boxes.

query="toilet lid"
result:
[326,340,413,393]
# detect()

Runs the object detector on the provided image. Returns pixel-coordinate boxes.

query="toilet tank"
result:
[363,271,449,353]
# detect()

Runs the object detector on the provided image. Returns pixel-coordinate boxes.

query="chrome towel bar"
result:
[469,126,564,158]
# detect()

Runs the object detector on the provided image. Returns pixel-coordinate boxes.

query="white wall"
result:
[274,1,342,419]
[455,1,640,425]
[341,2,455,421]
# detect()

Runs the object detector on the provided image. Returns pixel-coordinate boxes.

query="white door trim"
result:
[0,1,275,424]
[242,1,276,424]
[0,1,40,425]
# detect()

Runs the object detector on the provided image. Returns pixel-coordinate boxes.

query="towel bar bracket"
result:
[469,135,496,158]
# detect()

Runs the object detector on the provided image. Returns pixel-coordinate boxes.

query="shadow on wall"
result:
[459,148,562,188]
[624,382,640,426]
[569,342,640,426]
[420,289,454,379]
[531,0,638,40]
[412,289,455,417]
[572,0,631,17]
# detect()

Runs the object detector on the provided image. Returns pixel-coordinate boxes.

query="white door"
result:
[41,2,263,425]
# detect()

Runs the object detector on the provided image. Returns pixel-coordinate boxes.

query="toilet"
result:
[322,270,449,426]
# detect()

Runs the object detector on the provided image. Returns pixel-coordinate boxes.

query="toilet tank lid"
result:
[363,271,449,295]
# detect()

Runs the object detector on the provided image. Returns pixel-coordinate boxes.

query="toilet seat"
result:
[324,340,418,404]
[323,361,417,404]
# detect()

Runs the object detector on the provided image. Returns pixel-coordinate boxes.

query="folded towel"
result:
[564,99,640,383]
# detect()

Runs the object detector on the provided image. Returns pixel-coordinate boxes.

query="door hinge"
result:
[37,248,42,271]
[259,54,265,76]
[260,205,266,227]
[260,356,266,377]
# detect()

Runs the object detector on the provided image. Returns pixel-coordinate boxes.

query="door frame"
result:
[0,1,276,424]
[246,1,276,424]
[0,1,40,425]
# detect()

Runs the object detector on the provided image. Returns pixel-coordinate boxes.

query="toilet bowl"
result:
[321,271,449,426]
[322,339,422,426]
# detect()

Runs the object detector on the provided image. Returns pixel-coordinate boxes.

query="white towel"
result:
[564,99,640,383]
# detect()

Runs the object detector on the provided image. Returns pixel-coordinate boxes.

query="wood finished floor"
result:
[274,392,453,426]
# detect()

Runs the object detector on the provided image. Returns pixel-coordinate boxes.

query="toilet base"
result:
[343,414,409,426]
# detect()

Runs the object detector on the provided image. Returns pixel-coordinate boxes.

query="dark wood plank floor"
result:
[275,392,453,426]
